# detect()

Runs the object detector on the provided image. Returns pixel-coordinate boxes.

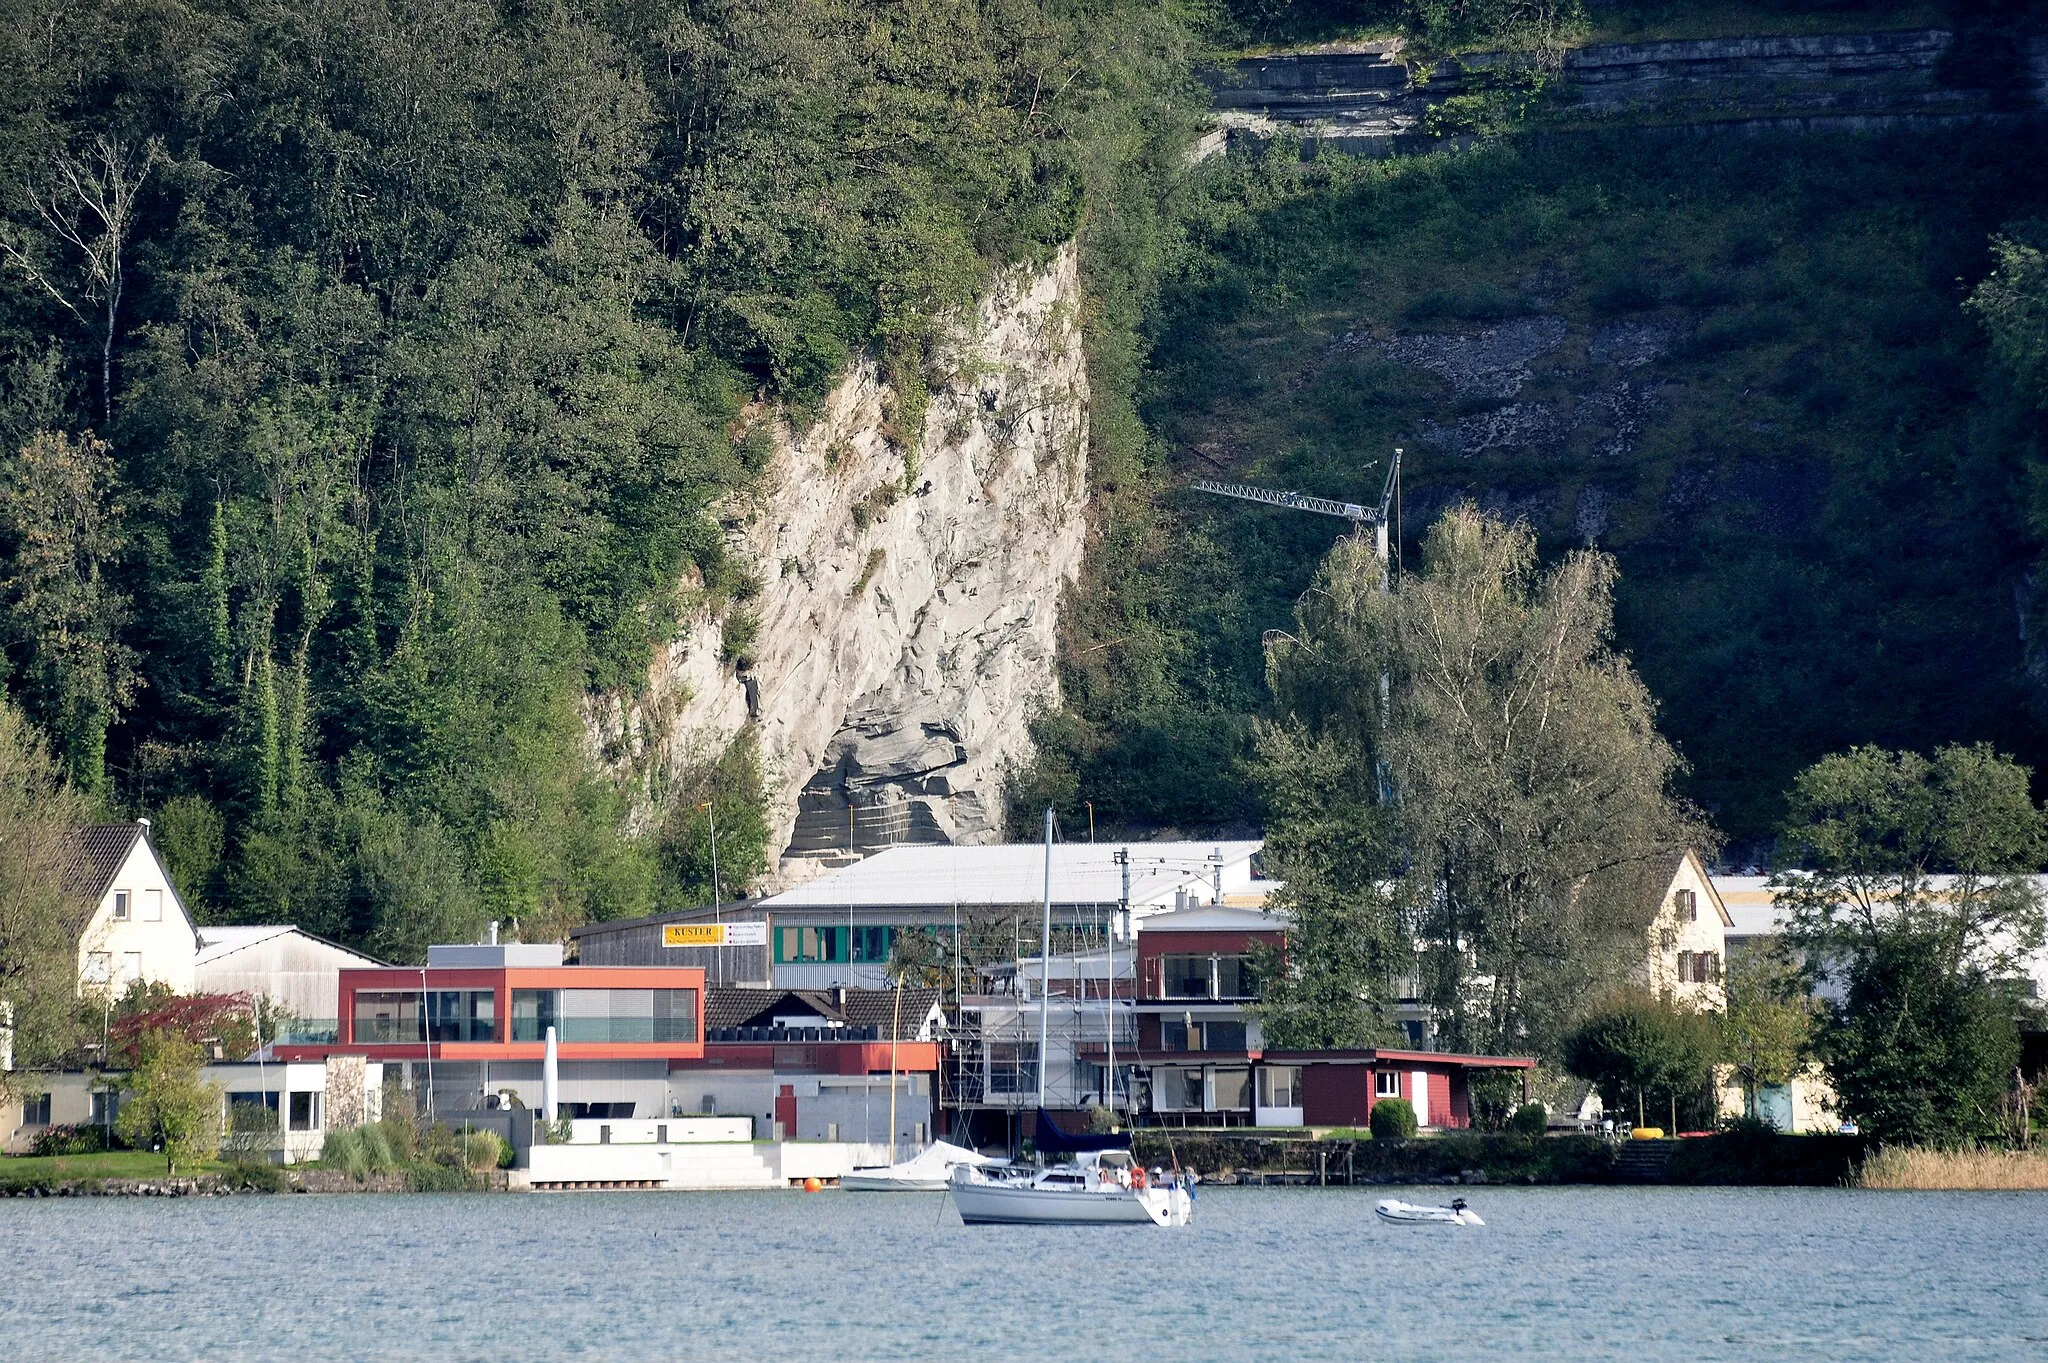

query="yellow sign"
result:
[662,922,767,948]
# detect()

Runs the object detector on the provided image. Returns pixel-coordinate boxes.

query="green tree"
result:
[1967,224,2048,411]
[1561,993,1720,1130]
[0,695,91,1100]
[1247,717,1402,1048]
[1719,949,1814,1124]
[1772,744,2046,1143]
[115,1029,222,1174]
[1820,934,2021,1146]
[1263,508,1711,1055]
[0,431,135,794]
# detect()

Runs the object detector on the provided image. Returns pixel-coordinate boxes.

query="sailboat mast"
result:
[1038,805,1053,1112]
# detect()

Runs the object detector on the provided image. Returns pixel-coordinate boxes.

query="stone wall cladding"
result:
[587,247,1089,886]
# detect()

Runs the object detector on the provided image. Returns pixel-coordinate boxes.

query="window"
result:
[112,890,130,920]
[352,992,420,1044]
[1155,1066,1205,1111]
[560,989,698,1043]
[1160,1019,1190,1052]
[1212,1068,1252,1111]
[1375,1070,1401,1098]
[512,989,558,1042]
[1674,888,1698,923]
[143,889,164,922]
[84,952,112,984]
[1257,1066,1300,1109]
[1658,928,1678,954]
[426,990,496,1042]
[849,926,894,963]
[89,1091,119,1127]
[22,1093,51,1125]
[288,1091,322,1132]
[1160,955,1212,999]
[1214,955,1256,1000]
[1201,1021,1248,1053]
[121,952,142,985]
[775,925,846,964]
[1678,951,1721,985]
[989,1043,1039,1095]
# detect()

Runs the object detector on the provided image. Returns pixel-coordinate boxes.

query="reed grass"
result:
[1858,1146,2048,1190]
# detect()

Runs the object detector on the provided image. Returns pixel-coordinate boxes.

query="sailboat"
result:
[948,810,1194,1228]
[948,1108,1193,1226]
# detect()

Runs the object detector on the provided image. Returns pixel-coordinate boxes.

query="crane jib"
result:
[1190,479,1374,523]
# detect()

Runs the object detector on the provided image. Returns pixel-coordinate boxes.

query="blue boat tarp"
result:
[1033,1108,1131,1154]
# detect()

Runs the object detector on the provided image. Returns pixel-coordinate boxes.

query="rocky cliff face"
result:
[1204,29,2048,156]
[587,247,1089,887]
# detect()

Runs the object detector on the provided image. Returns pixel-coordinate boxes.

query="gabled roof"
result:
[61,823,149,932]
[195,925,388,968]
[1679,848,1735,927]
[195,925,294,962]
[705,986,942,1039]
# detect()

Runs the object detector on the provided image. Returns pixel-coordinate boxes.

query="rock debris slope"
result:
[587,247,1089,887]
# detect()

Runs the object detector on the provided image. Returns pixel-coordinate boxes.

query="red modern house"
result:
[1126,905,1532,1128]
[277,942,706,1119]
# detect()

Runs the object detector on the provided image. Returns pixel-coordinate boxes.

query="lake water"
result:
[5,1185,2045,1361]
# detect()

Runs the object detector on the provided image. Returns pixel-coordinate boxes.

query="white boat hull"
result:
[1375,1198,1484,1226]
[950,1174,1192,1226]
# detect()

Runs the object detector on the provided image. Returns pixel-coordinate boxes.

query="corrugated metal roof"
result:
[195,924,387,967]
[761,841,1263,909]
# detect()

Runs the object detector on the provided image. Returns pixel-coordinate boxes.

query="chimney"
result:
[487,920,500,946]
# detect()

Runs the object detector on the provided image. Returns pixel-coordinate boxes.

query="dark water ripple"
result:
[3,1185,2045,1361]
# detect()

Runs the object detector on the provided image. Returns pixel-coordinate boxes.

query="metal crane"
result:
[1191,448,1402,586]
[1194,448,1404,804]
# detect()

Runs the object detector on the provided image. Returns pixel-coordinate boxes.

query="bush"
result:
[1370,1098,1418,1141]
[30,1124,115,1156]
[221,1158,284,1193]
[1510,1103,1548,1137]
[463,1129,510,1173]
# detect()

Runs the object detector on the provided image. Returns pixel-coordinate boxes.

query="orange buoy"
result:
[803,1176,824,1192]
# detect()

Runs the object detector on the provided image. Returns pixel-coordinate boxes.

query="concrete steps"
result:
[1613,1139,1676,1183]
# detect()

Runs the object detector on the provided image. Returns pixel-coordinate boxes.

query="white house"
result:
[1644,849,1732,1010]
[66,822,199,997]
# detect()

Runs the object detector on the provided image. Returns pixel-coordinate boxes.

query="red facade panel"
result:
[1301,1064,1373,1126]
[1429,1071,1454,1129]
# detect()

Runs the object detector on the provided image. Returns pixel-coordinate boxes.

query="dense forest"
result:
[3,0,2046,964]
[0,0,1202,955]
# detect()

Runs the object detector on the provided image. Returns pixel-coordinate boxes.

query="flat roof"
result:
[759,841,1263,909]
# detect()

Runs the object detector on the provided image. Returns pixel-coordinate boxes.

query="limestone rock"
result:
[586,246,1089,889]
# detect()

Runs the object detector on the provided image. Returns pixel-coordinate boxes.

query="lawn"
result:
[0,1150,217,1183]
